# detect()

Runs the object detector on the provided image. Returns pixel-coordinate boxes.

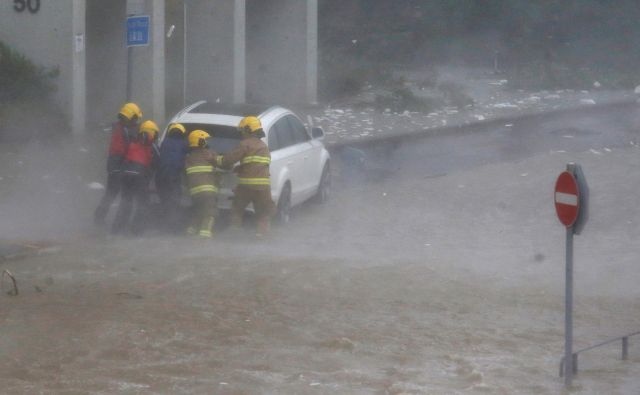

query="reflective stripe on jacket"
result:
[185,148,219,196]
[219,137,271,190]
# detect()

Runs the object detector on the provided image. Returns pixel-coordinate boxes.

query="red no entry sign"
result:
[555,171,580,227]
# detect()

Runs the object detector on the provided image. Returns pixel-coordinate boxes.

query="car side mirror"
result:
[311,127,324,139]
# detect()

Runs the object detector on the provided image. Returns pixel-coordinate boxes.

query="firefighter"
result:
[111,120,159,235]
[217,116,275,237]
[94,102,142,226]
[156,123,189,233]
[184,130,219,238]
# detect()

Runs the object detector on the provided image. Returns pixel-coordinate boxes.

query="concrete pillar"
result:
[306,0,318,104]
[233,0,246,103]
[246,0,317,105]
[86,0,127,127]
[72,0,87,135]
[185,0,246,105]
[128,0,165,123]
[151,0,166,123]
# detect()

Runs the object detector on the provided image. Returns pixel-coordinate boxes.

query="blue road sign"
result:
[126,15,150,47]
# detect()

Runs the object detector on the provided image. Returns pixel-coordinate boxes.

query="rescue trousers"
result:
[156,170,184,233]
[94,171,122,225]
[231,185,275,235]
[111,174,150,235]
[188,192,217,238]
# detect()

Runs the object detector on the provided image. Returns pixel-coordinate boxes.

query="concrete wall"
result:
[165,0,186,116]
[86,0,127,126]
[0,0,83,132]
[0,0,316,133]
[86,0,164,127]
[246,0,316,105]
[184,0,244,105]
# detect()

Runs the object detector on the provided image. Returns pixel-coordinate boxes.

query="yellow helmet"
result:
[168,123,186,135]
[118,102,142,121]
[238,116,262,134]
[189,130,210,148]
[139,120,159,141]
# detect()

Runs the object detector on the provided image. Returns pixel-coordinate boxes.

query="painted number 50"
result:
[13,0,40,13]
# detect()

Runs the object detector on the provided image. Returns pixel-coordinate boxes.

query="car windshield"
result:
[182,123,241,154]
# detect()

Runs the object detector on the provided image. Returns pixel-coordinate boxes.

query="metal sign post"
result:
[554,162,588,388]
[125,14,150,101]
[564,224,574,387]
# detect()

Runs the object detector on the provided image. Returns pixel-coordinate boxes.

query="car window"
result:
[268,125,279,151]
[286,115,311,143]
[272,117,296,150]
[182,123,241,154]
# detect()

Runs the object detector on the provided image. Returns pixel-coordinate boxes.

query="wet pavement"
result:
[1,101,640,394]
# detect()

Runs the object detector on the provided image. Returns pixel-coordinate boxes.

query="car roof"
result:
[189,102,276,117]
[171,102,291,129]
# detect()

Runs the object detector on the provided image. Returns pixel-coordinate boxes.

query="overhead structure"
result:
[0,0,318,134]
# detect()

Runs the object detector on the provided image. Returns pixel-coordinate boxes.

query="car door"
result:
[285,115,319,200]
[268,116,306,205]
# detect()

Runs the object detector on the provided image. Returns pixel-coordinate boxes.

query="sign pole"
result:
[126,45,133,101]
[125,13,151,102]
[554,162,587,388]
[564,225,574,387]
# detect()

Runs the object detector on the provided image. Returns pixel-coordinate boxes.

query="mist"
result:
[2,1,640,393]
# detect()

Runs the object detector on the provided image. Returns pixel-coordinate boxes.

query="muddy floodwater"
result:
[2,129,640,393]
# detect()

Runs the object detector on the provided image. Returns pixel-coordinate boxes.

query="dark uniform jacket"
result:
[159,135,188,177]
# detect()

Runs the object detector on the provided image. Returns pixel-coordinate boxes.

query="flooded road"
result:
[2,106,640,394]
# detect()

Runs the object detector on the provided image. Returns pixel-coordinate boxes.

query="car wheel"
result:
[314,163,330,204]
[276,183,292,224]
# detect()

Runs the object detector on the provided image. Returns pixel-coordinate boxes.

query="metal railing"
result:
[559,331,640,377]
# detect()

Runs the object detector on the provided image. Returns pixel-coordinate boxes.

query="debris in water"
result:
[589,148,602,155]
[88,182,105,190]
[320,337,355,352]
[116,292,143,299]
[580,98,596,105]
[2,270,18,296]
[492,103,518,109]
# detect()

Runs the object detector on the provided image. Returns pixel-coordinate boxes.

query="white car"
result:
[162,101,331,222]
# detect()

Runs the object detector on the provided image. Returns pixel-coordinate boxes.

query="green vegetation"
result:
[0,41,59,103]
[0,41,66,141]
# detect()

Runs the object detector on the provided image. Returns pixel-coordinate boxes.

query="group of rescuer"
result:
[94,102,274,238]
